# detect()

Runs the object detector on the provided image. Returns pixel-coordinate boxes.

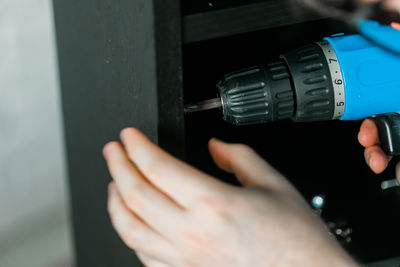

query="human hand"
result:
[358,119,400,179]
[103,128,357,267]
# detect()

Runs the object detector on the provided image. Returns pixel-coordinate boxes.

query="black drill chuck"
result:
[217,43,336,126]
[217,62,294,125]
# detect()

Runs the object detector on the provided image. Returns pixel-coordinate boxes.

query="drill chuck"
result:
[217,62,294,125]
[218,42,341,126]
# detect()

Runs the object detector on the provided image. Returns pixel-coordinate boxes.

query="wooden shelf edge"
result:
[183,1,327,43]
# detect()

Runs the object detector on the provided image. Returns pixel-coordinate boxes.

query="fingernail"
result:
[120,127,140,141]
[103,143,114,158]
[120,128,131,140]
[211,137,226,144]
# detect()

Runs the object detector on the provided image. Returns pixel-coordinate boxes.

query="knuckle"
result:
[181,229,207,248]
[141,164,158,181]
[179,229,218,262]
[107,194,120,215]
[202,195,229,208]
[140,155,164,179]
[108,158,129,177]
[132,178,147,192]
[196,195,232,220]
[124,190,144,210]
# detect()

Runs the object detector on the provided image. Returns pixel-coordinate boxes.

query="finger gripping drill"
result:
[186,28,400,155]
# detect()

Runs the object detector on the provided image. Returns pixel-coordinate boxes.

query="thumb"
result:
[208,138,295,192]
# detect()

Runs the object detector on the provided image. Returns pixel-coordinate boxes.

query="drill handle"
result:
[371,113,400,156]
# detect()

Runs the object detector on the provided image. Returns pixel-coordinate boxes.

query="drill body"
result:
[327,34,400,121]
[216,23,400,155]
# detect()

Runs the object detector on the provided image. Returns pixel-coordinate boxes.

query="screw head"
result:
[311,194,326,210]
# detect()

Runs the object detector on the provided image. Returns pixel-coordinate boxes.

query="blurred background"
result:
[0,0,74,266]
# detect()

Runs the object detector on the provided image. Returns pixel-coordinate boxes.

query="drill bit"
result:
[184,98,222,113]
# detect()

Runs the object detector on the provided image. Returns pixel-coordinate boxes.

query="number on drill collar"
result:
[317,40,346,120]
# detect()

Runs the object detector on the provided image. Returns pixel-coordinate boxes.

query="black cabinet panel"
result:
[53,0,183,266]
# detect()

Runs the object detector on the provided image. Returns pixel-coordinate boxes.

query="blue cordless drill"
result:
[185,21,400,155]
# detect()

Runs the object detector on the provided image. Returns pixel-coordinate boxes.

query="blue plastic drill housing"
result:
[326,24,400,121]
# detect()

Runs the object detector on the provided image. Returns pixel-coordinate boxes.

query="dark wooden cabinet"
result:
[53,1,184,266]
[53,1,400,266]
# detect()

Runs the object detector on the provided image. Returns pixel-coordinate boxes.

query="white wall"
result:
[0,0,73,266]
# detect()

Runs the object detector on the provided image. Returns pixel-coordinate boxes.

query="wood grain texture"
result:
[53,0,184,266]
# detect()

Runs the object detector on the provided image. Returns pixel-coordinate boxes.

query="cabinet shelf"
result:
[183,1,326,43]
